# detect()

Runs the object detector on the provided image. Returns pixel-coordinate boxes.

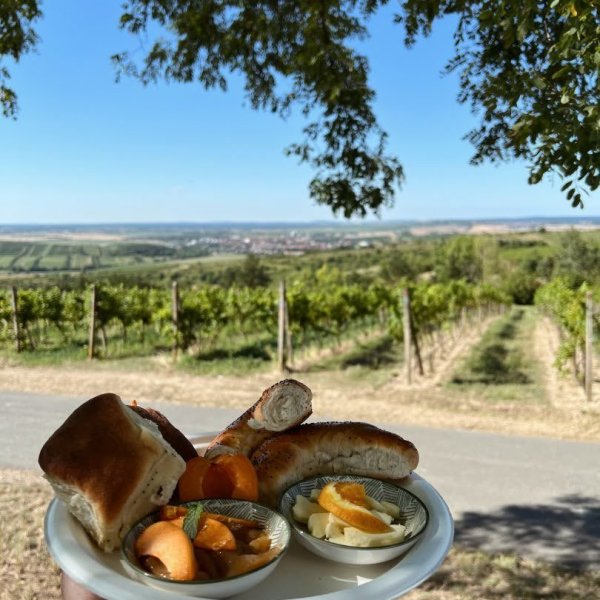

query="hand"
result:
[61,572,106,600]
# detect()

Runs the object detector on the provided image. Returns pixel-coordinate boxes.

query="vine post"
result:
[87,284,96,360]
[402,288,412,384]
[284,292,293,369]
[277,280,288,373]
[171,281,180,359]
[585,291,593,402]
[411,310,424,377]
[9,285,21,353]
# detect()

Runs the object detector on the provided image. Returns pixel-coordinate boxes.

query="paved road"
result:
[1,390,599,569]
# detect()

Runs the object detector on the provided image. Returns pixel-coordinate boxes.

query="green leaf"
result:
[182,502,204,540]
[561,180,573,191]
[552,66,571,80]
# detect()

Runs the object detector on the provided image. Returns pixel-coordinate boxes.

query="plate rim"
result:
[44,431,454,600]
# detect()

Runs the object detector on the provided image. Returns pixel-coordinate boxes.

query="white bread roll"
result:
[38,393,186,552]
[251,421,419,506]
[204,379,312,458]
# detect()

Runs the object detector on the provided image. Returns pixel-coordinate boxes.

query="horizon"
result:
[1,214,600,229]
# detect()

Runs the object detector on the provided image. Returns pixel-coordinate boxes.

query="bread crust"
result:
[250,421,419,506]
[204,379,312,458]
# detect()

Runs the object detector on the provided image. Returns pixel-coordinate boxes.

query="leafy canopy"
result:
[2,1,599,216]
[399,0,600,209]
[0,0,42,118]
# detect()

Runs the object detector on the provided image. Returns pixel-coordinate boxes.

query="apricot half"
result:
[178,456,234,501]
[212,454,259,501]
[134,521,198,581]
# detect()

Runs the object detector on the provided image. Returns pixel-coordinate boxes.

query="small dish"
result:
[280,475,429,565]
[121,498,291,598]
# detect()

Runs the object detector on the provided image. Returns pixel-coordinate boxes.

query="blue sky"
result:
[1,1,597,224]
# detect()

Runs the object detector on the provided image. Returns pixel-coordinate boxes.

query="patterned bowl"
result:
[280,475,429,565]
[121,499,291,598]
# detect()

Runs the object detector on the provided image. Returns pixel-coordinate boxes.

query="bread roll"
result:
[204,379,312,458]
[250,422,419,506]
[38,393,186,552]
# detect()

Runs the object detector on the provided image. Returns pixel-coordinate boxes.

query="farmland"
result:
[0,218,599,287]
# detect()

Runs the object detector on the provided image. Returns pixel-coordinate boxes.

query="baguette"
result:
[250,421,419,506]
[204,379,312,458]
[38,393,186,552]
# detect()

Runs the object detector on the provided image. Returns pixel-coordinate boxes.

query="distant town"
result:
[1,217,600,259]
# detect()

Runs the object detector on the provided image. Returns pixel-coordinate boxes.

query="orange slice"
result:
[317,482,392,534]
[193,517,237,551]
[335,482,370,508]
[135,521,197,581]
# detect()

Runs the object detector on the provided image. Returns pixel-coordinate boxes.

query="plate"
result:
[44,432,454,600]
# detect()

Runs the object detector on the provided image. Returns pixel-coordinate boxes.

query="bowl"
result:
[279,475,429,565]
[121,499,291,598]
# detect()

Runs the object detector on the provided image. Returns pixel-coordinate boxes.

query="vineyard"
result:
[2,227,600,382]
[0,279,511,373]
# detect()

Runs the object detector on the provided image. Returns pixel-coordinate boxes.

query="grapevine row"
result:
[534,277,599,380]
[0,280,510,358]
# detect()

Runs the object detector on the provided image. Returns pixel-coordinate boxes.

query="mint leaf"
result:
[182,502,204,540]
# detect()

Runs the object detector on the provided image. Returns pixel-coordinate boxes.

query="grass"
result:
[407,547,600,599]
[38,255,68,269]
[307,332,399,371]
[1,469,598,600]
[448,307,545,405]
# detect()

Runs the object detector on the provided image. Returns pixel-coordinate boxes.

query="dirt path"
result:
[534,316,586,408]
[392,316,500,389]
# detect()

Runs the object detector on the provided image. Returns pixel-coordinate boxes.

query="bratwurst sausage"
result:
[250,421,419,506]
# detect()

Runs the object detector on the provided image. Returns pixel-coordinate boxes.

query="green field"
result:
[0,240,183,275]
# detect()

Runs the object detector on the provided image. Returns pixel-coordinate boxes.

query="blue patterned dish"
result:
[280,475,429,565]
[121,499,290,598]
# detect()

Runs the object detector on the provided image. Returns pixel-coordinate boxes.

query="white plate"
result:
[44,432,454,600]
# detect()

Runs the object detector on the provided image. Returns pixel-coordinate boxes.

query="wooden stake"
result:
[278,280,287,372]
[585,290,593,402]
[402,288,412,384]
[171,281,180,359]
[9,286,20,353]
[284,293,293,368]
[87,284,96,360]
[410,310,424,377]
